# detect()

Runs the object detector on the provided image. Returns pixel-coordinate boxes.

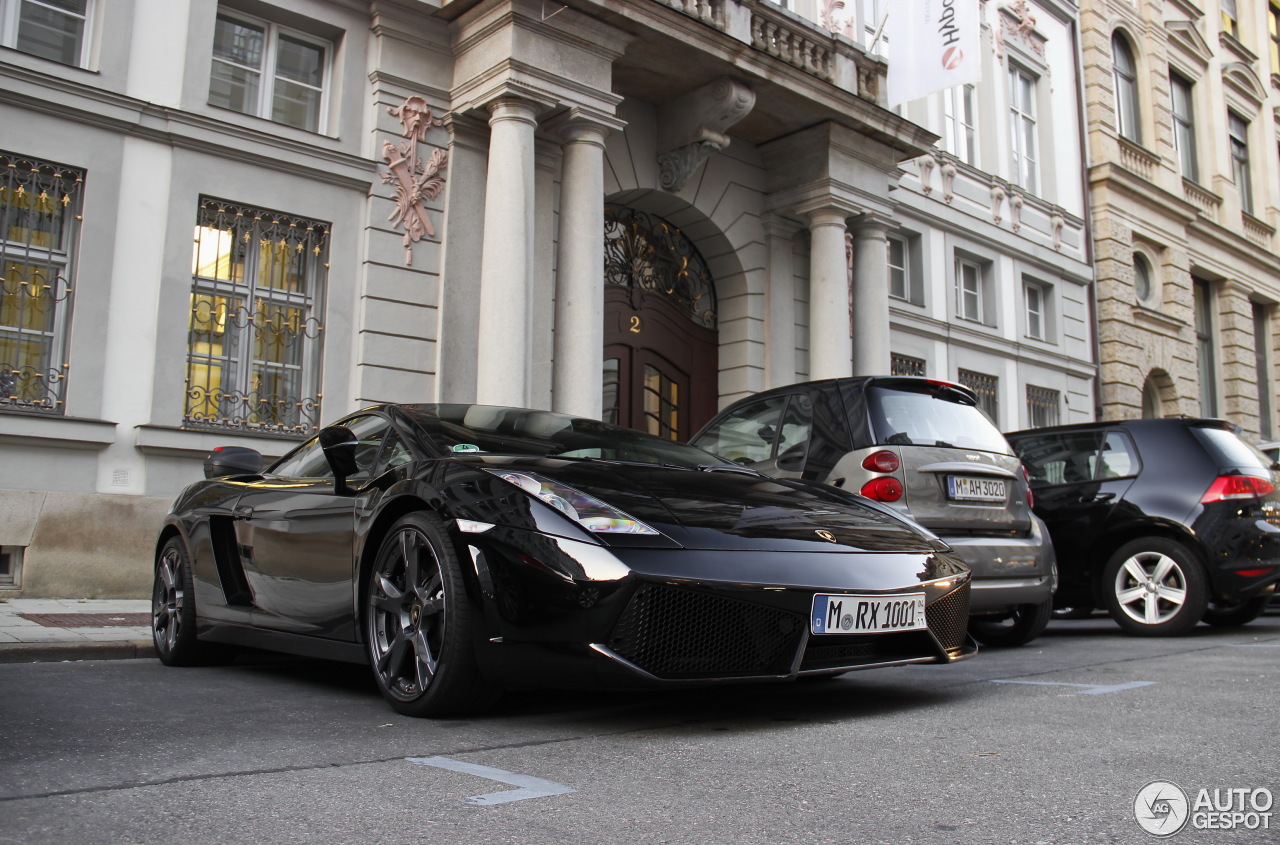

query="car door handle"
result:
[1078,492,1115,503]
[233,506,255,520]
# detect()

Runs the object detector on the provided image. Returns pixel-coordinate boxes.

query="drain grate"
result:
[19,613,151,628]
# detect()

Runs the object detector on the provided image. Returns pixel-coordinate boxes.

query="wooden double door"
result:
[603,285,718,441]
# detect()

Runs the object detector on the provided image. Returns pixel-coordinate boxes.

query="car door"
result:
[234,414,391,640]
[690,393,815,477]
[1016,428,1138,593]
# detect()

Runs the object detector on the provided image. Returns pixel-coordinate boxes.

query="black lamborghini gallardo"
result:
[154,404,976,716]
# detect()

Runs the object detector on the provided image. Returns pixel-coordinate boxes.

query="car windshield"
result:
[398,404,731,468]
[1190,425,1276,472]
[867,386,1011,454]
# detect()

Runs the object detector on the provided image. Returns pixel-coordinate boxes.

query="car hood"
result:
[460,456,939,553]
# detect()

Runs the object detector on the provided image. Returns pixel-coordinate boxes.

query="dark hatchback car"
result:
[1006,418,1280,636]
[155,404,976,717]
[689,377,1056,647]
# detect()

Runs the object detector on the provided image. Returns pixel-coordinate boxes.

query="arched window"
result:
[1112,33,1141,143]
[1133,253,1154,304]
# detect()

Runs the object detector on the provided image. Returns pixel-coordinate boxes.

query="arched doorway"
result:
[602,205,718,440]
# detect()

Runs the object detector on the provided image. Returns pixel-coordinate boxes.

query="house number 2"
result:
[629,315,642,333]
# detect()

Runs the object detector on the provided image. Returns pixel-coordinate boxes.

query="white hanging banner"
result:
[886,0,983,107]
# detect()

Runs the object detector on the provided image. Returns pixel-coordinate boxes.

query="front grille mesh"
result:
[607,584,804,679]
[926,584,970,651]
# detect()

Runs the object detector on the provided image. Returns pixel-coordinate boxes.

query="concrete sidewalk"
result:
[0,597,154,663]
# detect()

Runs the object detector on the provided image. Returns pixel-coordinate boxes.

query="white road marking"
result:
[990,679,1157,694]
[406,755,576,806]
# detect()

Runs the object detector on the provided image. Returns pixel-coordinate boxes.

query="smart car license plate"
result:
[810,593,927,635]
[947,475,1007,502]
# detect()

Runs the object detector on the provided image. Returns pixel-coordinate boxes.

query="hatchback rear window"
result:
[867,386,1011,454]
[1190,425,1275,472]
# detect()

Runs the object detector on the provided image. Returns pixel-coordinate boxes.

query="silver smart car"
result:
[690,376,1056,646]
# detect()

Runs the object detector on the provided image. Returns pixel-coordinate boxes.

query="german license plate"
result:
[947,475,1007,502]
[810,593,927,635]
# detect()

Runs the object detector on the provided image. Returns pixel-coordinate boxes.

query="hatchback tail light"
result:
[860,476,904,502]
[862,450,901,473]
[1022,466,1034,509]
[1201,474,1275,503]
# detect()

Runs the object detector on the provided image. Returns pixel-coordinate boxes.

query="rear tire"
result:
[967,599,1052,647]
[1202,595,1270,627]
[152,536,226,665]
[1101,538,1208,637]
[364,512,499,717]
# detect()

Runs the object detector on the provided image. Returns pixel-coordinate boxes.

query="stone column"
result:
[552,116,611,418]
[476,98,540,407]
[764,214,799,388]
[850,218,891,375]
[805,207,852,381]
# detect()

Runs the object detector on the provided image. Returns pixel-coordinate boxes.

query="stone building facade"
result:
[1081,0,1280,437]
[0,0,1095,598]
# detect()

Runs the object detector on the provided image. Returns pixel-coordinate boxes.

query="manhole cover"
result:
[20,613,151,628]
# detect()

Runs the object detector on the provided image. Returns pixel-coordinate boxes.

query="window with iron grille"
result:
[0,0,91,66]
[1,151,83,415]
[958,369,998,423]
[890,353,925,377]
[1026,385,1060,428]
[185,198,328,436]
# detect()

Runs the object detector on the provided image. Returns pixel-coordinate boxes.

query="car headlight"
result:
[490,470,659,535]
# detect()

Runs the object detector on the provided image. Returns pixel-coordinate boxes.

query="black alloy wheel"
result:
[1202,595,1270,627]
[1101,538,1208,636]
[967,598,1053,647]
[152,536,223,665]
[364,512,498,717]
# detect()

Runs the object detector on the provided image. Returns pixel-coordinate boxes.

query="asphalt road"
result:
[2,614,1278,845]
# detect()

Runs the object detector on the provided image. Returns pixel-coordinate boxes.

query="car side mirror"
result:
[319,425,359,494]
[203,446,263,479]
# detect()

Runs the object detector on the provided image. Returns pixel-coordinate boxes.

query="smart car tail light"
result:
[1201,474,1275,503]
[1022,466,1035,509]
[862,450,901,473]
[490,470,659,534]
[860,476,904,502]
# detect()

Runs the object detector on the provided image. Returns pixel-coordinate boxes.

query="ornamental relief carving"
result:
[380,96,448,266]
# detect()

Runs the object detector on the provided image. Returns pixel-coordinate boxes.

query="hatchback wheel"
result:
[968,599,1052,647]
[365,512,499,717]
[1202,595,1270,628]
[1101,538,1208,636]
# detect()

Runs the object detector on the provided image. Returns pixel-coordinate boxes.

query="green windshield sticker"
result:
[452,444,481,453]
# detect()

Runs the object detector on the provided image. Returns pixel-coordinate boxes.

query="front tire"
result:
[1202,595,1270,627]
[968,599,1052,647]
[1101,538,1208,637]
[364,512,499,717]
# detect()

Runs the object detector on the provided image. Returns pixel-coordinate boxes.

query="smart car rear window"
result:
[867,386,1010,454]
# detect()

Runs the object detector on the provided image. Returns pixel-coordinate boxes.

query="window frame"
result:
[1194,278,1217,417]
[1111,33,1141,144]
[957,368,999,424]
[0,0,92,67]
[1026,385,1060,428]
[208,8,331,134]
[955,256,984,323]
[1024,279,1047,341]
[184,196,329,437]
[1271,2,1280,76]
[1170,72,1199,182]
[0,150,84,415]
[1008,64,1040,194]
[943,83,978,166]
[1223,0,1240,39]
[1228,111,1253,215]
